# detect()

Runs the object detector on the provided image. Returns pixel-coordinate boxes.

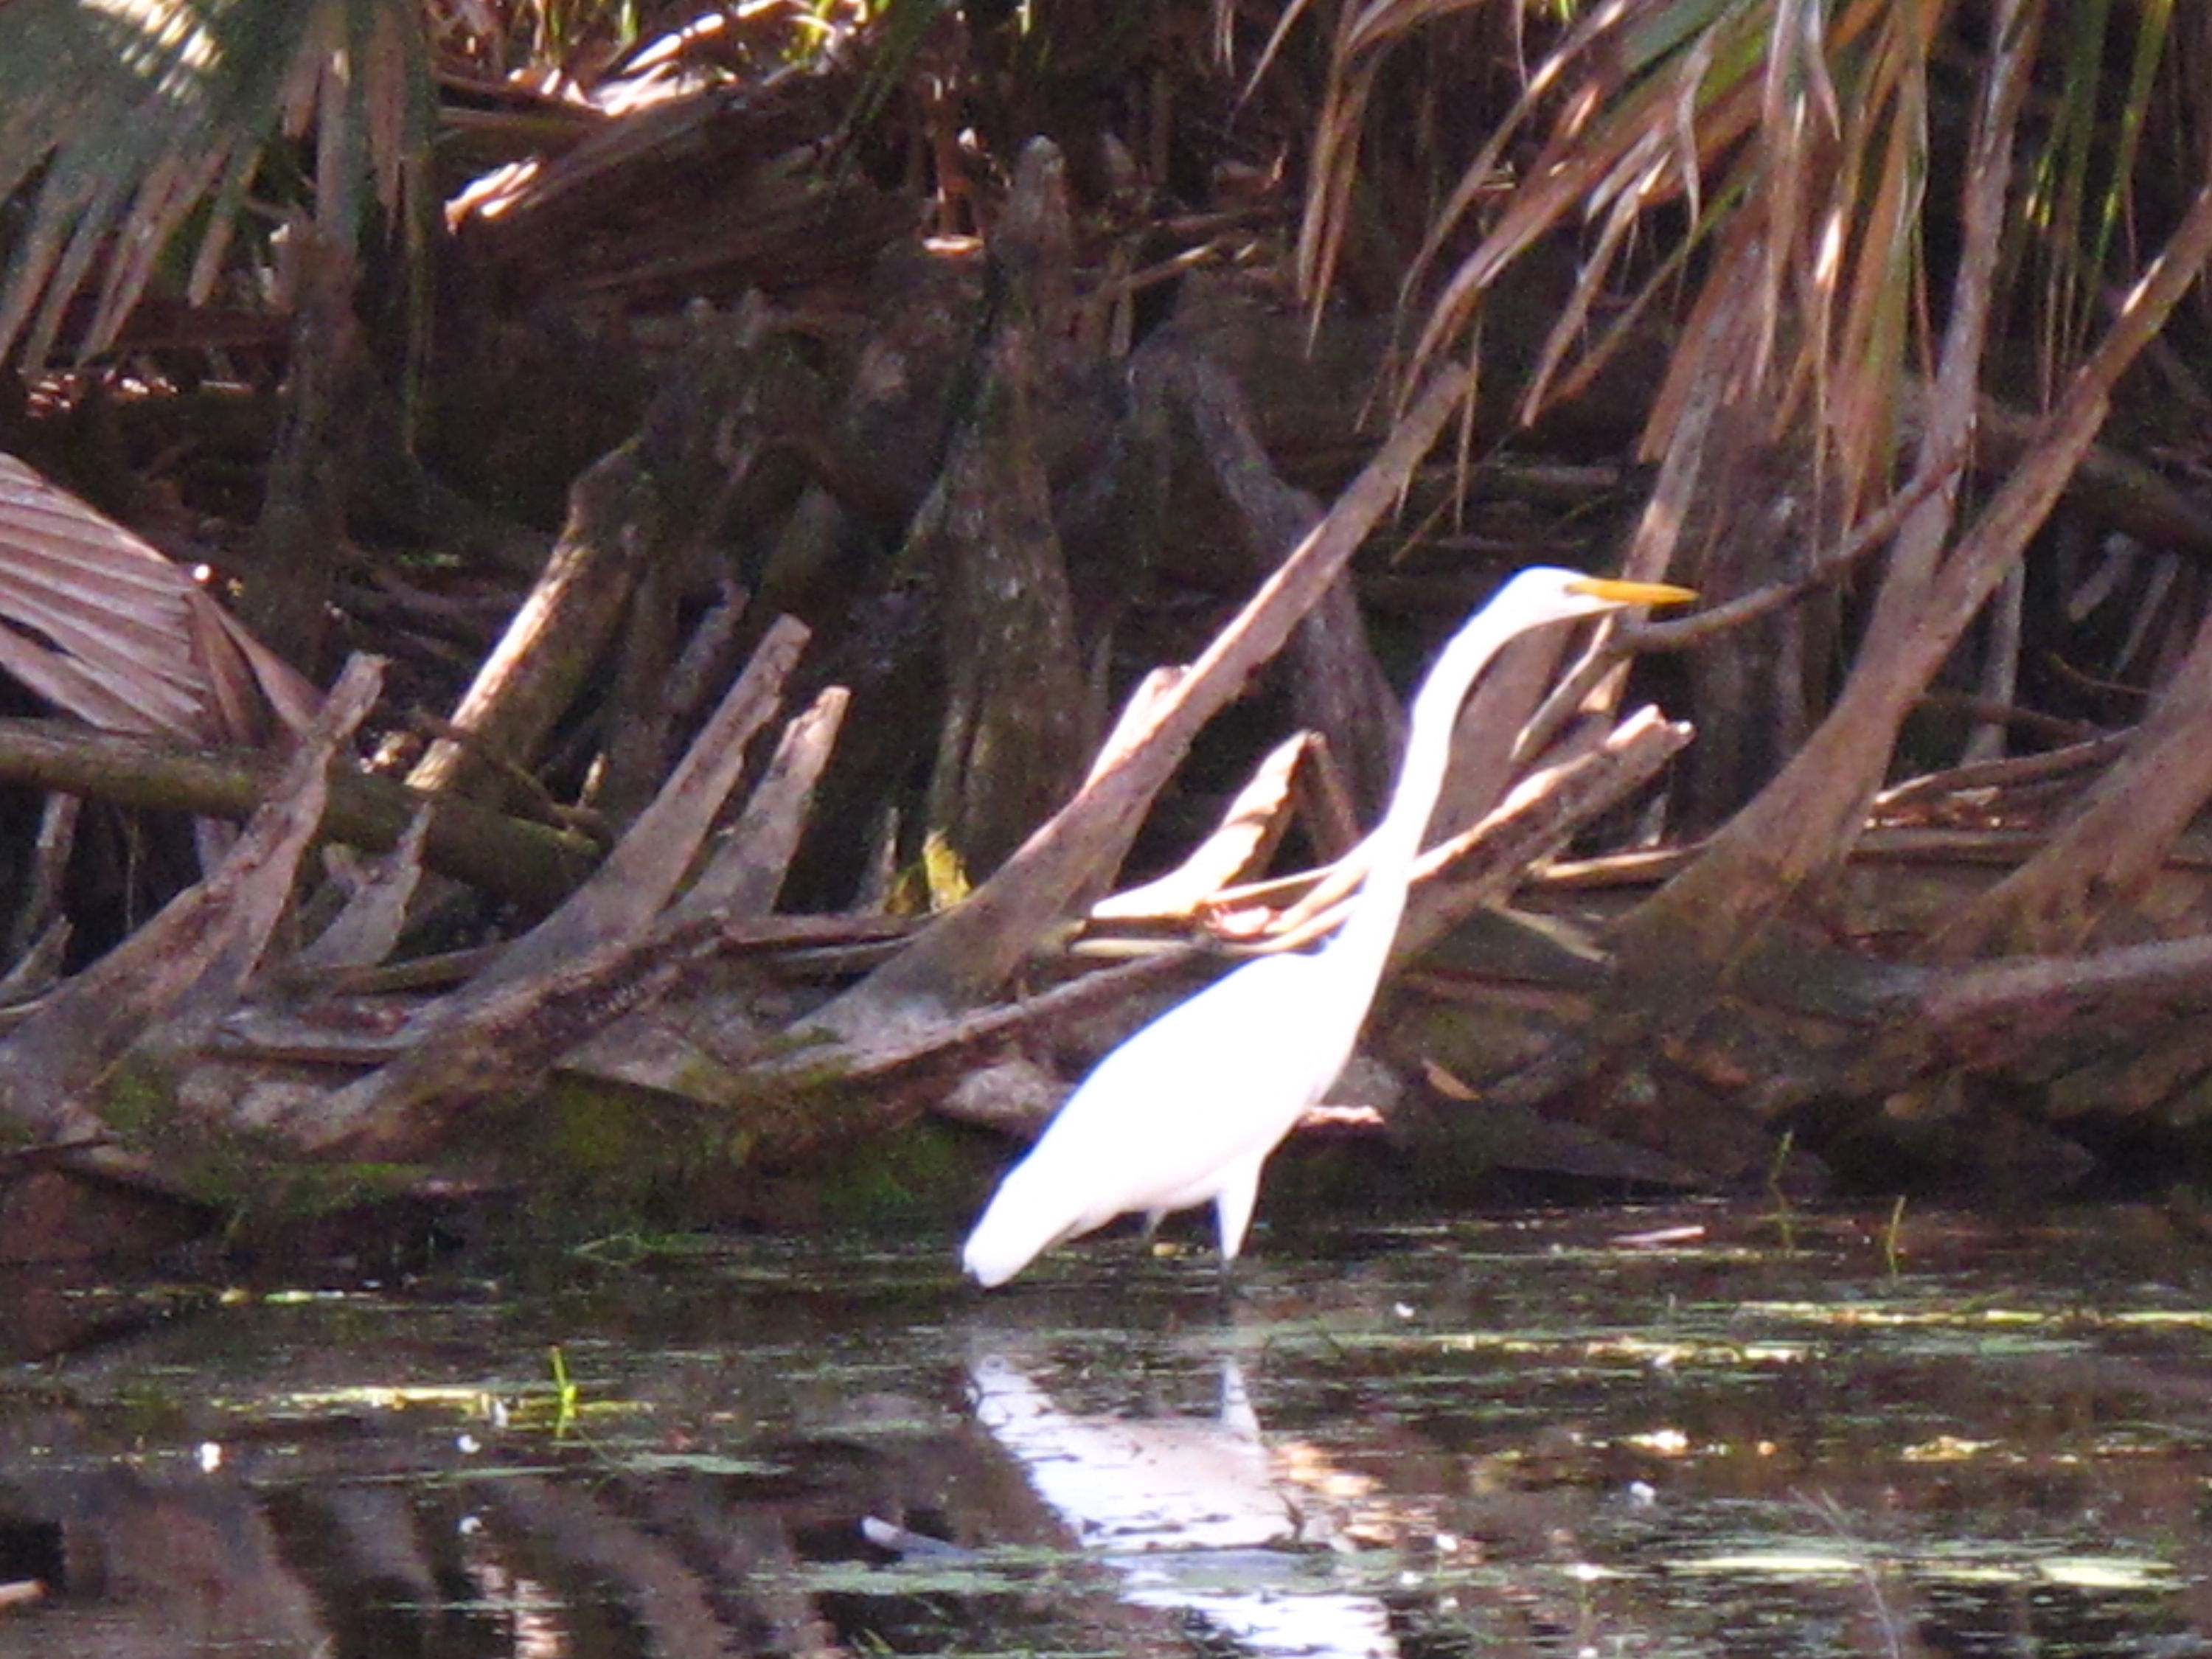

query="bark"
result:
[923,141,1091,880]
[1669,433,1826,836]
[282,809,434,981]
[593,525,689,828]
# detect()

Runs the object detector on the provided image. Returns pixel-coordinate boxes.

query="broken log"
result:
[0,717,598,910]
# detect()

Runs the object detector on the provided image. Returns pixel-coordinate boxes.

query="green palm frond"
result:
[0,0,431,369]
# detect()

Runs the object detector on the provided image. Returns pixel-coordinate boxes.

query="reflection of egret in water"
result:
[970,1354,1399,1658]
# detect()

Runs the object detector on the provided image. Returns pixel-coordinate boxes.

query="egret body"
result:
[961,568,1694,1286]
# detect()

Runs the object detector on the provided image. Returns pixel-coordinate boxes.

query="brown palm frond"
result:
[1304,0,2180,524]
[0,456,318,745]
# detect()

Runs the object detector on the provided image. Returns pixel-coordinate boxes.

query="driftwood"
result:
[408,307,769,808]
[672,684,850,922]
[22,293,2204,1215]
[0,491,1715,1197]
[0,656,383,1144]
[10,107,2212,1247]
[266,617,814,1156]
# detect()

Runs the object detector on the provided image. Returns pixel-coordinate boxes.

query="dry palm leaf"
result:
[0,456,319,745]
[0,0,429,370]
[1307,0,2177,529]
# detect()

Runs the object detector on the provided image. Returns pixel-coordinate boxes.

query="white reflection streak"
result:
[458,1525,568,1658]
[970,1355,1397,1658]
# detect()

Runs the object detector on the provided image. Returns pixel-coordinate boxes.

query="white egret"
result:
[961,567,1696,1287]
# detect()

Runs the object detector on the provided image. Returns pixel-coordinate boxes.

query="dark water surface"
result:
[4,1203,2212,1657]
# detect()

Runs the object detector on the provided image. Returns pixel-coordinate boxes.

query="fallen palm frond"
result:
[0,455,317,743]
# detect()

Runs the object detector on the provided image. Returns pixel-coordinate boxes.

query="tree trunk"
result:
[924,142,1091,883]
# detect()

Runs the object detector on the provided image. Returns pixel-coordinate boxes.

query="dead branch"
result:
[795,948,1206,1103]
[408,308,766,803]
[1394,708,1695,964]
[1088,731,1309,924]
[271,619,814,1154]
[467,613,810,996]
[260,624,814,1159]
[673,683,850,922]
[1871,733,2129,815]
[560,681,853,1097]
[1143,343,1403,818]
[0,656,382,1142]
[282,810,434,981]
[819,712,1692,1134]
[0,717,599,909]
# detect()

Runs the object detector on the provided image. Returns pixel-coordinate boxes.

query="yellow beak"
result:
[1569,576,1698,607]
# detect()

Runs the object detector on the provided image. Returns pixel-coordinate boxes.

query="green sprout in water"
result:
[1764,1128,1797,1253]
[549,1346,580,1439]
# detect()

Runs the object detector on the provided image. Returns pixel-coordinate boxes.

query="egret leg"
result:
[1212,1156,1267,1266]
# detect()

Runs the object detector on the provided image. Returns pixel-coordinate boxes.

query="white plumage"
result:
[962,567,1695,1287]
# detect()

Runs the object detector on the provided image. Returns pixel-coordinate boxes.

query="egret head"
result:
[1500,567,1698,625]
